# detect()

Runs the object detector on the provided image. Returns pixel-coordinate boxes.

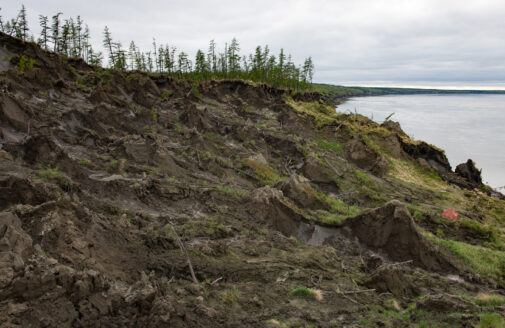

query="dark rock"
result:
[455,159,482,187]
[400,138,452,173]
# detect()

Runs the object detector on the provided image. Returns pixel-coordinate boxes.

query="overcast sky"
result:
[2,0,505,88]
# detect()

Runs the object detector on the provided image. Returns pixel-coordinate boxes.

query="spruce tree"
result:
[194,49,208,79]
[102,26,116,67]
[207,39,217,74]
[17,5,29,40]
[38,15,49,50]
[0,8,4,32]
[51,13,62,53]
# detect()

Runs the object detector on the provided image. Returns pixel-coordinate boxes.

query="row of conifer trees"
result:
[0,6,314,90]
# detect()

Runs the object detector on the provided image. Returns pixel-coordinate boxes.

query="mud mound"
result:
[381,120,406,136]
[344,200,457,272]
[365,265,420,298]
[248,186,304,236]
[0,95,30,131]
[278,174,327,210]
[345,134,389,177]
[302,155,336,185]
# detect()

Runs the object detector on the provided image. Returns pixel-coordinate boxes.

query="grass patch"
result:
[285,98,337,127]
[362,134,383,154]
[243,159,282,186]
[288,287,323,301]
[354,170,374,186]
[39,166,70,189]
[316,139,344,154]
[479,313,505,328]
[216,185,249,199]
[426,233,505,283]
[389,157,446,191]
[474,293,505,307]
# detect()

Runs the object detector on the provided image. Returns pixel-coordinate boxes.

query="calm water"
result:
[337,94,505,189]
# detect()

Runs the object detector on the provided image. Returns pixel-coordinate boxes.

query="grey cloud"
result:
[2,0,505,87]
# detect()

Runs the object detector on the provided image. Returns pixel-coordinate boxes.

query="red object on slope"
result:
[441,208,460,221]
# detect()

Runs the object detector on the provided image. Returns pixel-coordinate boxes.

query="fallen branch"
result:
[335,286,358,304]
[377,260,413,271]
[170,223,199,284]
[246,259,272,264]
[337,288,376,295]
[321,155,342,177]
[211,277,223,285]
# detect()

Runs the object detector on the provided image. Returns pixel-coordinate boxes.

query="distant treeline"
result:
[314,83,505,101]
[0,5,315,90]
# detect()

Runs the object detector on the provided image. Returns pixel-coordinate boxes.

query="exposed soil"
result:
[1,32,505,327]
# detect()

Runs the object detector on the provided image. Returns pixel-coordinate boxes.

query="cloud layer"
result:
[3,0,505,86]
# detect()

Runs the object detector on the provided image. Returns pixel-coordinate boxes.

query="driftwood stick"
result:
[170,224,199,284]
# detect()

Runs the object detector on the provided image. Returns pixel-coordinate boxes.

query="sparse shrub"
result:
[216,185,249,199]
[220,288,240,304]
[200,151,212,161]
[17,55,35,73]
[413,210,423,221]
[79,159,91,166]
[152,107,158,123]
[107,159,118,172]
[192,84,202,99]
[97,70,113,84]
[161,90,172,99]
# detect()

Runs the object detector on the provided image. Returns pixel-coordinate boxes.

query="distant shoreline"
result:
[313,83,505,104]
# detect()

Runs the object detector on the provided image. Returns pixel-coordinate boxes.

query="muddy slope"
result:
[1,33,505,328]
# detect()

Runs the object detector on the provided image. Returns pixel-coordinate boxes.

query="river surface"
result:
[336,94,505,189]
